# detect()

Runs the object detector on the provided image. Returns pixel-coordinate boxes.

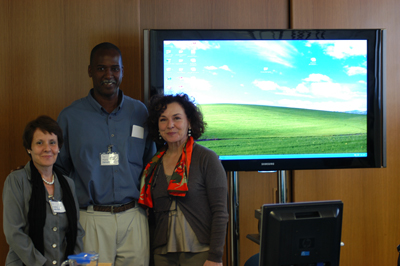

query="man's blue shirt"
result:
[56,89,156,207]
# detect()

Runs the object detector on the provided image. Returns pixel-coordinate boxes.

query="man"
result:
[56,42,156,266]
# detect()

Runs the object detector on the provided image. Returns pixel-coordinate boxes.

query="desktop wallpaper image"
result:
[163,39,367,159]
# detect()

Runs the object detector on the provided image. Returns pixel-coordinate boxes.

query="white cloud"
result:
[252,80,280,91]
[240,40,298,68]
[278,98,366,112]
[219,65,234,73]
[205,66,218,70]
[295,83,310,94]
[309,82,354,100]
[309,57,317,65]
[345,66,367,76]
[254,73,366,106]
[253,79,312,98]
[311,40,367,59]
[304,73,331,82]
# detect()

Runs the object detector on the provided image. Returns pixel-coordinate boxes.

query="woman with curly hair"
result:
[139,94,228,266]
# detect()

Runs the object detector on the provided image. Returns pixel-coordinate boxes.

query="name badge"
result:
[49,200,66,214]
[131,125,144,139]
[100,152,119,166]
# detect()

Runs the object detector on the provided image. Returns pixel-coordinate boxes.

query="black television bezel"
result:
[259,200,344,266]
[144,29,386,172]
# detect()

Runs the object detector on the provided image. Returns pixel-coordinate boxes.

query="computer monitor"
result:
[259,200,343,266]
[145,29,386,172]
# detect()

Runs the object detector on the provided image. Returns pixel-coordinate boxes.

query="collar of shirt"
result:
[87,88,124,115]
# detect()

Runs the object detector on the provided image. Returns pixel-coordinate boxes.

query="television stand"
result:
[230,170,291,266]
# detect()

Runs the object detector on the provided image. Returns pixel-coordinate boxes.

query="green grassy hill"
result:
[197,104,367,155]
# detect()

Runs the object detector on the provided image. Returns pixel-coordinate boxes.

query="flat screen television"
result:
[259,200,343,266]
[144,29,386,172]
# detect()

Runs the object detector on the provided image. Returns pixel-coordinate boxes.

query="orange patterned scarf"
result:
[139,137,194,208]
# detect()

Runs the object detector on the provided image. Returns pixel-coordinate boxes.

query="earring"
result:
[58,150,61,153]
[188,128,192,137]
[159,132,162,139]
[27,151,31,154]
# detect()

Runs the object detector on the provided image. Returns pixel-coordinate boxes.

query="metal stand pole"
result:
[277,170,289,203]
[229,171,239,266]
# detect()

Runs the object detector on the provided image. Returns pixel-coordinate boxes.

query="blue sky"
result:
[164,39,367,113]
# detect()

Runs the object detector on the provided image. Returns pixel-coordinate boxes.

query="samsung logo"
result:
[261,162,275,166]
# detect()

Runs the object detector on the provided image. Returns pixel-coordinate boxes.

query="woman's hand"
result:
[203,260,222,266]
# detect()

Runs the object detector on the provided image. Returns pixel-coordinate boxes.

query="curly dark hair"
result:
[147,94,206,145]
[22,115,64,155]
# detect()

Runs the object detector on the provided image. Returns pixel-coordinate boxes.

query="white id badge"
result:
[100,152,119,166]
[49,200,66,214]
[131,125,144,139]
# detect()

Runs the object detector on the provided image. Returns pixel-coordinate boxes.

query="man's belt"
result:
[85,201,136,214]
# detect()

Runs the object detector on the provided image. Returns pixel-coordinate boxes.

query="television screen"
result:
[259,201,343,266]
[144,29,386,171]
